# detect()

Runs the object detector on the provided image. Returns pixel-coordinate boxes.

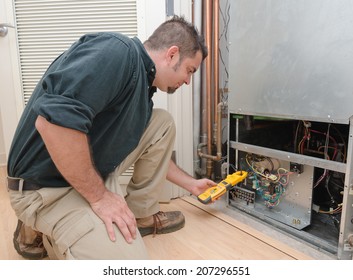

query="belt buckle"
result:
[18,178,24,192]
[6,176,25,192]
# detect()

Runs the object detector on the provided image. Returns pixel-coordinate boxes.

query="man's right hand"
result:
[90,190,137,243]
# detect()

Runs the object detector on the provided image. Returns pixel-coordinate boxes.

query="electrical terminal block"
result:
[290,162,304,174]
[231,186,255,206]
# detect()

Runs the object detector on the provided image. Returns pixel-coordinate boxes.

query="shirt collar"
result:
[131,37,156,88]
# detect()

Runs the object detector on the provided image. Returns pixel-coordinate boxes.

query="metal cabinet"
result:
[227,0,353,259]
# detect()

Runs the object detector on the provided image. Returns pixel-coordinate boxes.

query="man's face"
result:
[157,48,203,94]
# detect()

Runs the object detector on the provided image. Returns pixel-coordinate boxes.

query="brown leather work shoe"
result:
[137,211,185,237]
[13,220,47,259]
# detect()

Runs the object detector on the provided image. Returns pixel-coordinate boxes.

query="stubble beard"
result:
[167,60,181,94]
[167,87,176,94]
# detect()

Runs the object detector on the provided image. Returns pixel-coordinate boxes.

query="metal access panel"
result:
[228,0,353,124]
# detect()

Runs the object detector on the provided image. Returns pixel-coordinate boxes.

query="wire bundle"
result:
[245,154,293,208]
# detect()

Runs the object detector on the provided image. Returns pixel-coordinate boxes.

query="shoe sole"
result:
[13,237,47,260]
[139,219,185,237]
[13,220,47,260]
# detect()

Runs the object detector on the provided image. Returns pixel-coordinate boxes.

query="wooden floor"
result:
[0,166,312,260]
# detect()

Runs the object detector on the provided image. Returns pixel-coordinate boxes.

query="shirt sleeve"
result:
[32,33,136,133]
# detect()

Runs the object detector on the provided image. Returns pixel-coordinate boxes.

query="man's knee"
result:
[151,108,176,138]
[67,224,149,260]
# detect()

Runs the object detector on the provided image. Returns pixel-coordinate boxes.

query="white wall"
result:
[0,116,6,166]
[0,0,21,166]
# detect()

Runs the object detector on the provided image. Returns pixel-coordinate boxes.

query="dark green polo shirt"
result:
[7,32,156,187]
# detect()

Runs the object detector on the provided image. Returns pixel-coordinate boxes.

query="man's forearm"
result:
[166,159,217,197]
[35,115,106,204]
[166,159,195,192]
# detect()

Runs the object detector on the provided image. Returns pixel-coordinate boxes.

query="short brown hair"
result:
[144,15,208,62]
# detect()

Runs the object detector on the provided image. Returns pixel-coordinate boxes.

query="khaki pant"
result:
[9,109,176,259]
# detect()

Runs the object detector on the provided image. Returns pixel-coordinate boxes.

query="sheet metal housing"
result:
[227,0,353,259]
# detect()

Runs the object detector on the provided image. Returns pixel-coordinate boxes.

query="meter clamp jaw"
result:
[197,171,248,204]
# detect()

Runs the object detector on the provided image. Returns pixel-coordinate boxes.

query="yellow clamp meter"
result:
[197,171,248,204]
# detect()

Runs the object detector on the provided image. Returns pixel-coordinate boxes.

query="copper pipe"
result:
[213,0,221,163]
[200,1,207,143]
[214,0,219,112]
[205,0,213,177]
[193,0,207,177]
[197,0,223,178]
[198,102,223,161]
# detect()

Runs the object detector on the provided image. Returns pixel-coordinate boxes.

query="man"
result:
[7,16,214,259]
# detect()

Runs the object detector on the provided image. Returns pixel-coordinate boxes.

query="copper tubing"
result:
[198,102,223,161]
[214,0,219,111]
[197,0,222,178]
[205,0,212,156]
[213,0,221,165]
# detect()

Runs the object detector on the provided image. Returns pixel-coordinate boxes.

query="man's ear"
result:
[166,46,180,64]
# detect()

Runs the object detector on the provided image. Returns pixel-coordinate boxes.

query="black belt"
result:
[7,177,43,191]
